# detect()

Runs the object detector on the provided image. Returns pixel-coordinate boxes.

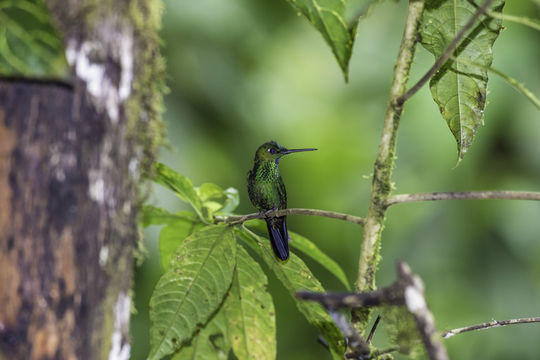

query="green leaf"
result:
[154,162,205,221]
[246,220,351,290]
[238,228,346,359]
[140,205,184,227]
[149,225,237,360]
[0,0,69,77]
[171,309,231,360]
[220,187,240,214]
[285,0,357,81]
[159,213,205,271]
[223,245,276,360]
[420,0,505,162]
[196,183,240,220]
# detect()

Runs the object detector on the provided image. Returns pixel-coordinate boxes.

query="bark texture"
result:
[0,1,164,359]
[0,80,134,359]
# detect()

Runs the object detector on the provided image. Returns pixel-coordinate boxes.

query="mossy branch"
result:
[353,0,425,331]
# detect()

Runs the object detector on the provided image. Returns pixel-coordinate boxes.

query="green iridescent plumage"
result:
[247,141,316,260]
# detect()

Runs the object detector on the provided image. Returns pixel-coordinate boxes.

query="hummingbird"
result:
[247,141,317,261]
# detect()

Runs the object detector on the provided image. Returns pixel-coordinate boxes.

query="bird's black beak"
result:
[281,147,317,155]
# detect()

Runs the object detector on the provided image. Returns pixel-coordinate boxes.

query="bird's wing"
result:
[277,176,287,209]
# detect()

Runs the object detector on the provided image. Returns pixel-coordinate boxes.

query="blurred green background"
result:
[132,1,540,359]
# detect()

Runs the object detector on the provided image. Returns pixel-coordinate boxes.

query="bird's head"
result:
[254,141,317,164]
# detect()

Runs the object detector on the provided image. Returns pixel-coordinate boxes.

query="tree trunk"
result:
[0,1,164,359]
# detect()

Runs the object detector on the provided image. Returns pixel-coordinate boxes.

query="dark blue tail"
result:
[266,216,289,261]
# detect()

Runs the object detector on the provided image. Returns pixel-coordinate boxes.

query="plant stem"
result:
[387,190,540,207]
[353,0,425,331]
[214,208,365,226]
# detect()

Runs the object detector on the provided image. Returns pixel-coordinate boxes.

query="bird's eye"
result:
[268,148,277,154]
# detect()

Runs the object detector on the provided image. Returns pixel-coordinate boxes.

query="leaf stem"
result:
[214,208,365,226]
[386,190,540,207]
[397,0,496,105]
[353,0,425,330]
[449,55,540,111]
[442,317,540,339]
[486,10,540,32]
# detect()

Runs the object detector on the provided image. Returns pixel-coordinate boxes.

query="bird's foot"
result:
[258,208,278,219]
[264,208,277,217]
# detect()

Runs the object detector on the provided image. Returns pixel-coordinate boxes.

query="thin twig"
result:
[386,191,540,207]
[370,346,401,357]
[316,336,330,351]
[442,317,540,339]
[214,208,365,226]
[366,314,382,344]
[397,0,496,105]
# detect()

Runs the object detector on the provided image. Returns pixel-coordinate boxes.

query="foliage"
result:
[0,0,68,77]
[148,225,236,360]
[284,0,358,81]
[138,0,540,358]
[420,0,505,162]
[143,163,349,359]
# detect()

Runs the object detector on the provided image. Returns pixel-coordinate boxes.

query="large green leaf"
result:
[246,219,351,290]
[158,213,205,271]
[154,162,205,221]
[171,309,231,360]
[238,228,346,359]
[223,245,276,360]
[0,0,68,77]
[149,225,236,360]
[286,0,357,81]
[420,0,505,162]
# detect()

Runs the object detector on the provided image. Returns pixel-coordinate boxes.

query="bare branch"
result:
[397,0,495,105]
[386,191,540,207]
[298,262,449,360]
[296,286,403,309]
[442,317,540,339]
[214,208,365,226]
[328,309,371,357]
[397,262,449,360]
